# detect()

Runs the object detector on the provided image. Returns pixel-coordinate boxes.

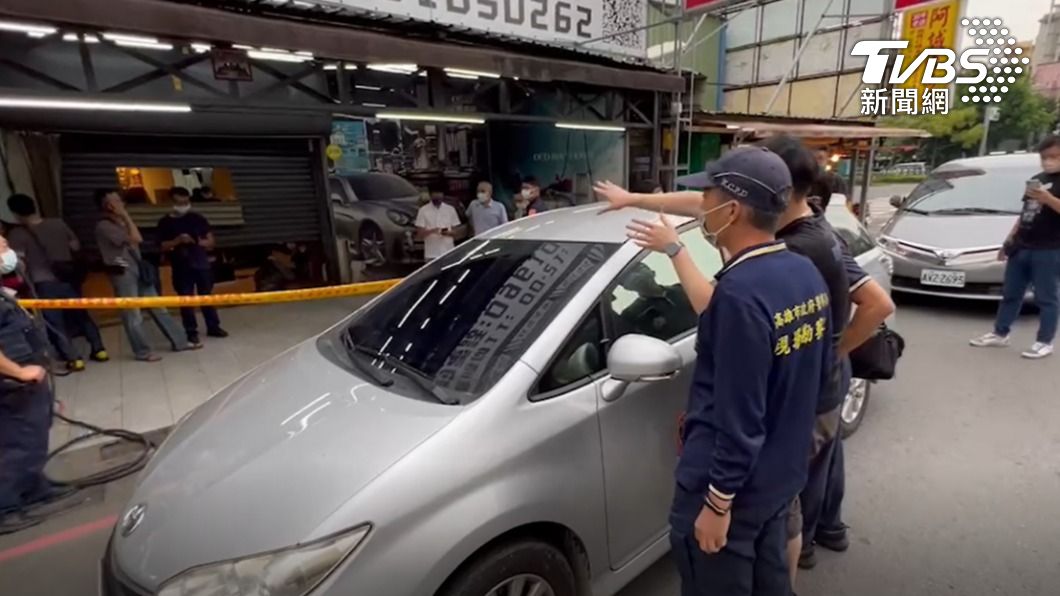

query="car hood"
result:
[882,213,1014,249]
[112,338,459,588]
[357,196,420,217]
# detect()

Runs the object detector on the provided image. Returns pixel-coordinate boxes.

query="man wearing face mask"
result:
[0,233,71,534]
[467,181,508,236]
[970,135,1060,359]
[519,177,547,217]
[157,187,227,345]
[610,147,833,595]
[415,188,462,261]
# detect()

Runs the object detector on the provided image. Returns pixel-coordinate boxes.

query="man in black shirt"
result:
[157,187,227,344]
[970,135,1060,359]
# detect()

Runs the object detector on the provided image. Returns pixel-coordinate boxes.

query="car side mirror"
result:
[604,335,682,402]
[889,195,904,208]
[331,194,345,205]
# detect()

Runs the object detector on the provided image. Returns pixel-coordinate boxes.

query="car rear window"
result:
[339,239,616,402]
[346,173,419,201]
[903,167,1033,214]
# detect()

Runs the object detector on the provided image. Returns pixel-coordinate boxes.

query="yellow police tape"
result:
[17,279,403,310]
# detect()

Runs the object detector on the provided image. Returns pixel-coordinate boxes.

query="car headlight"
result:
[157,525,370,596]
[877,235,906,256]
[387,210,412,226]
[947,249,1001,266]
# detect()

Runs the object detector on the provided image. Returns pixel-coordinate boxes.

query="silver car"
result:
[329,173,424,266]
[102,204,892,596]
[880,154,1036,300]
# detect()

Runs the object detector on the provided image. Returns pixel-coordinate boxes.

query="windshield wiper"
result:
[901,207,930,215]
[341,331,394,388]
[930,207,1019,215]
[345,338,457,406]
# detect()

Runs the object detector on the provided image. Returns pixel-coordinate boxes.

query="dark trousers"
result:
[35,280,105,356]
[798,406,841,545]
[670,485,791,596]
[819,430,846,534]
[172,267,221,340]
[0,381,53,512]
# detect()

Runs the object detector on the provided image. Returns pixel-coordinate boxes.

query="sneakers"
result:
[67,359,86,373]
[90,350,110,362]
[969,332,1010,347]
[1021,342,1054,359]
[207,327,229,339]
[815,525,850,552]
[798,545,818,569]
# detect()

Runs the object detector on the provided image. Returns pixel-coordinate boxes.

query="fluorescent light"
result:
[363,102,388,108]
[376,111,485,124]
[555,122,626,132]
[247,50,311,63]
[355,84,382,91]
[114,40,174,51]
[26,31,49,39]
[367,63,418,74]
[260,47,288,53]
[444,67,501,79]
[0,20,57,35]
[103,32,159,44]
[324,64,358,71]
[0,97,192,113]
[191,43,212,53]
[292,0,315,7]
[232,44,254,50]
[447,73,481,80]
[294,51,314,57]
[63,33,99,43]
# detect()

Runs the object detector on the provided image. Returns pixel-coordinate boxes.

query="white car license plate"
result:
[921,269,966,288]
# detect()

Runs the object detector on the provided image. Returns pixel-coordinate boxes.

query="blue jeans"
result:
[670,485,791,596]
[0,381,53,512]
[172,267,221,341]
[994,248,1060,344]
[110,269,188,359]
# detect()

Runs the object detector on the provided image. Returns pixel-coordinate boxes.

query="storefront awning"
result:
[691,118,931,140]
[0,0,684,93]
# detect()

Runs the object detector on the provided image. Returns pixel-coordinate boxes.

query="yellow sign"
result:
[898,0,961,95]
[326,143,343,161]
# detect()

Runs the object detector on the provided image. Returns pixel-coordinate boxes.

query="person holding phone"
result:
[970,135,1060,359]
[414,190,462,261]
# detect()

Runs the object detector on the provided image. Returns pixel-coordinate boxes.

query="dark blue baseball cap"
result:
[676,146,793,214]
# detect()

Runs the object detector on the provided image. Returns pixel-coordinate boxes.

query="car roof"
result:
[934,153,1038,172]
[478,203,696,244]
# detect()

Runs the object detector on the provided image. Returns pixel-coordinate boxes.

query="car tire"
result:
[438,539,578,596]
[840,378,871,439]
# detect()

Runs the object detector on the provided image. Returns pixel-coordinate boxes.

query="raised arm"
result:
[595,181,705,217]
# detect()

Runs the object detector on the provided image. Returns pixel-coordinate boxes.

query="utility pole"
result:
[979,106,1000,156]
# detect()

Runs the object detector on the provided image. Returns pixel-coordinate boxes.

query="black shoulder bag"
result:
[849,324,905,381]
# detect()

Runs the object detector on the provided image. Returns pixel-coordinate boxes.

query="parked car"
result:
[827,197,896,437]
[329,172,423,266]
[103,203,891,596]
[879,154,1034,300]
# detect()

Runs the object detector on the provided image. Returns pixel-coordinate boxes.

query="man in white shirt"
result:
[415,194,462,260]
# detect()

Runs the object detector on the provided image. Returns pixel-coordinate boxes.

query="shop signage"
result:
[211,49,253,81]
[895,0,941,9]
[685,0,719,11]
[298,0,647,57]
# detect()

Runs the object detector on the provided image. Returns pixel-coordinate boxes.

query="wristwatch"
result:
[663,241,684,258]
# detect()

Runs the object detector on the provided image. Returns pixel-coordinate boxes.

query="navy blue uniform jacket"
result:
[676,241,833,510]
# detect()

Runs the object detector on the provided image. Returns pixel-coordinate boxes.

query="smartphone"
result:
[1026,179,1043,191]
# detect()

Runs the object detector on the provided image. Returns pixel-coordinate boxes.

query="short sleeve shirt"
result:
[157,212,212,270]
[7,219,77,284]
[1015,172,1060,249]
[95,218,139,271]
[467,200,508,235]
[415,203,461,259]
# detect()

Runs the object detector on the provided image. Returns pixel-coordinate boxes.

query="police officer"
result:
[0,234,63,534]
[620,147,833,595]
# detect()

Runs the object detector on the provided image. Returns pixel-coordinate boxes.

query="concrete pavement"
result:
[4,296,1060,595]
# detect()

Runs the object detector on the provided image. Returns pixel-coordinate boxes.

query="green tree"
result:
[970,76,1056,151]
[882,105,983,165]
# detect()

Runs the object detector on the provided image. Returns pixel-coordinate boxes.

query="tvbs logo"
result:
[852,41,991,87]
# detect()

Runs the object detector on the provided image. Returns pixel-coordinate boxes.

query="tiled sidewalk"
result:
[49,297,369,448]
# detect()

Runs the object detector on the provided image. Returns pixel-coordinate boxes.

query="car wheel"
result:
[438,540,577,596]
[359,222,386,266]
[840,378,871,439]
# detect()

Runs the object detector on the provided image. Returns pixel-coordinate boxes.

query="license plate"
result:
[921,269,966,288]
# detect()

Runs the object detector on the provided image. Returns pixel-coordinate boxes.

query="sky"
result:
[966,0,1053,42]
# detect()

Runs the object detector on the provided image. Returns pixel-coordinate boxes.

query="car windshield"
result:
[346,173,418,201]
[902,167,1034,214]
[339,239,617,403]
